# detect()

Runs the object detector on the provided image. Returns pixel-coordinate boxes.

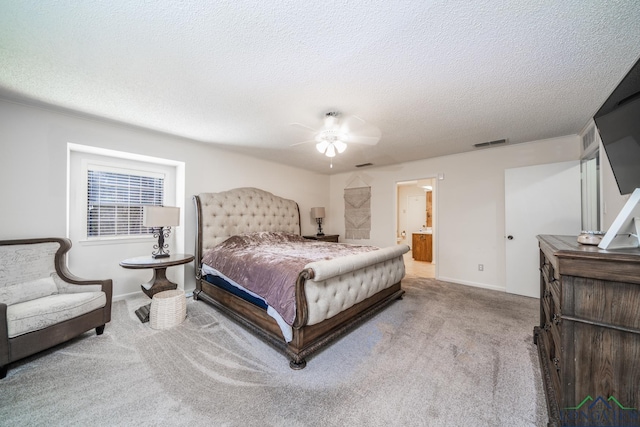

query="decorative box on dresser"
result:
[535,235,640,427]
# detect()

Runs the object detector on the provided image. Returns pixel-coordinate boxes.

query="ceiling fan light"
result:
[316,141,329,154]
[325,144,336,157]
[334,140,347,153]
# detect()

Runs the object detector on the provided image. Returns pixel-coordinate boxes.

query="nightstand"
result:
[303,234,339,243]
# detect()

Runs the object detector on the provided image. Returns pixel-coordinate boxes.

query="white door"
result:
[505,161,581,297]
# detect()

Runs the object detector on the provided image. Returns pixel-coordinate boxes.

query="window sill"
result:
[78,236,156,246]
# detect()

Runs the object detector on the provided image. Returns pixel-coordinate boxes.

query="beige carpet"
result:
[0,275,547,426]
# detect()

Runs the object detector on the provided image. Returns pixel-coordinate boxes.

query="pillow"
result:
[0,276,58,306]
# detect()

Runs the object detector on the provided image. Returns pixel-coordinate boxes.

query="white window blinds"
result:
[87,168,164,237]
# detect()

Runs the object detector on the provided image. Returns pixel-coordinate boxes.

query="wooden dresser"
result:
[535,235,640,426]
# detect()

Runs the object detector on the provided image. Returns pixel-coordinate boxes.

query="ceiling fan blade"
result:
[290,122,319,132]
[348,134,381,145]
[340,115,381,142]
[289,122,320,146]
[290,139,317,147]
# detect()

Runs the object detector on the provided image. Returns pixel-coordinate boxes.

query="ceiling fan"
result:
[290,112,381,161]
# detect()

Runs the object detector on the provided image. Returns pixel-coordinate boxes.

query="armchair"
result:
[0,237,112,379]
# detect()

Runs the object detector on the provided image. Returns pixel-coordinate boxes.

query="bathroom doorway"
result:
[397,178,436,278]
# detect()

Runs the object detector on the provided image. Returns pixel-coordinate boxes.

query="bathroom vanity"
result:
[412,232,432,262]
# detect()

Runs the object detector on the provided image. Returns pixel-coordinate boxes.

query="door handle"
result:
[507,235,514,240]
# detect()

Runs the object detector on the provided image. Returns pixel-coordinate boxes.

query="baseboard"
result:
[437,276,505,293]
[112,290,145,302]
[113,286,195,301]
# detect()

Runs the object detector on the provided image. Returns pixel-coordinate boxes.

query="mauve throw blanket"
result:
[201,232,377,325]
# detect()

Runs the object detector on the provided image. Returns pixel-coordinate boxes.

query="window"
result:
[86,165,165,238]
[68,145,180,246]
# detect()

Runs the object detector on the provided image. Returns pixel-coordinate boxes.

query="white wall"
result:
[0,100,330,297]
[329,135,581,292]
[4,98,612,296]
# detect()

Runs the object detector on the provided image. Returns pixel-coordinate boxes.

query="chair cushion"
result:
[0,276,59,306]
[6,292,106,338]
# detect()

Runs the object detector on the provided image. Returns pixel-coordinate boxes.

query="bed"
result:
[193,187,409,369]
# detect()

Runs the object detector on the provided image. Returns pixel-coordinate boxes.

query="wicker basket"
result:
[150,289,186,330]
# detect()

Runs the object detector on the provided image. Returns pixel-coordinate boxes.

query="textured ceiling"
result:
[1,1,639,174]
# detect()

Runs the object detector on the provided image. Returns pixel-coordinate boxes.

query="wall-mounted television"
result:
[594,57,640,196]
[594,57,640,248]
[594,98,640,195]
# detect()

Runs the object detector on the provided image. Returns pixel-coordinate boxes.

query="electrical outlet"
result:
[478,264,484,271]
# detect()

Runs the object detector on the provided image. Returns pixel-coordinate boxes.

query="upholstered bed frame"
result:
[193,187,408,369]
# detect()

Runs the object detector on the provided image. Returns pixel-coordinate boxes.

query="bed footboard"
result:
[294,245,408,328]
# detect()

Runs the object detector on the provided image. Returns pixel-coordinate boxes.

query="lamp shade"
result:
[143,206,180,227]
[334,140,347,153]
[325,144,336,157]
[316,140,330,154]
[311,207,325,219]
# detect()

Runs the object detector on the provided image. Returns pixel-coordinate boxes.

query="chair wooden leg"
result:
[0,365,7,379]
[95,325,105,335]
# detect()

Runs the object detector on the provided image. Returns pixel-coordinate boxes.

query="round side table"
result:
[119,253,195,298]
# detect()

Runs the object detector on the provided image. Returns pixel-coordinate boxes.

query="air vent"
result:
[473,139,507,148]
[581,124,598,156]
[355,162,373,168]
[583,126,595,151]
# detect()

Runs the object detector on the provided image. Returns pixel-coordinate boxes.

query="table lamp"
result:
[143,206,180,258]
[311,207,325,236]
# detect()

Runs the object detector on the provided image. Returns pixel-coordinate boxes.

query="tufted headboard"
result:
[193,187,301,271]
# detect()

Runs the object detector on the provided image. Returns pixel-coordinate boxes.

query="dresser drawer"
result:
[539,323,562,400]
[550,353,561,403]
[549,315,562,363]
